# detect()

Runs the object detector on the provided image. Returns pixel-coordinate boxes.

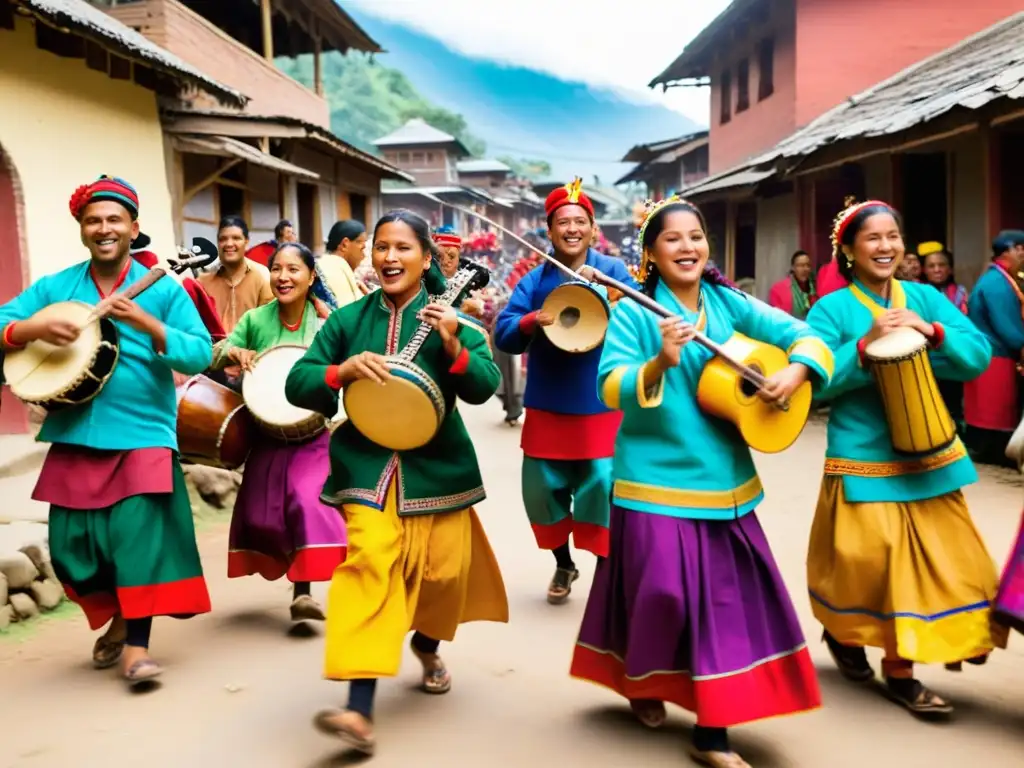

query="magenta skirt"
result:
[228,432,346,583]
[996,513,1024,634]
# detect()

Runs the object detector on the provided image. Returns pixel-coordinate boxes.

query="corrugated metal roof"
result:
[683,168,774,196]
[373,118,470,156]
[12,0,245,107]
[764,11,1024,164]
[620,130,708,162]
[649,0,755,86]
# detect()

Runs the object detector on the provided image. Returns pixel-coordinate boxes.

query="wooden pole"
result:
[314,33,323,96]
[260,0,274,61]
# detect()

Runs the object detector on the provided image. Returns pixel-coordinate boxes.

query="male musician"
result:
[318,219,370,307]
[246,218,299,266]
[199,217,273,333]
[433,226,464,279]
[0,176,213,686]
[494,178,639,604]
[965,229,1024,466]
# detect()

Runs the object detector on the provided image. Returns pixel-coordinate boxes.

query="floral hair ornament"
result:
[637,194,695,281]
[830,195,891,265]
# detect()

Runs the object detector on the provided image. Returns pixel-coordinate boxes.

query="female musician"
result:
[285,209,508,755]
[570,197,833,768]
[805,199,1006,717]
[768,250,817,319]
[210,243,346,622]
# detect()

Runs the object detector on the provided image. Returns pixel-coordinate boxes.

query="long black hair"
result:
[373,209,447,295]
[836,203,903,281]
[640,200,737,297]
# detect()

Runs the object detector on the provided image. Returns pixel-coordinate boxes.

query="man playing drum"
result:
[0,176,214,687]
[493,179,639,604]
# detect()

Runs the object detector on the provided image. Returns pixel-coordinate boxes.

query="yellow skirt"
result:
[807,477,1008,664]
[323,481,509,680]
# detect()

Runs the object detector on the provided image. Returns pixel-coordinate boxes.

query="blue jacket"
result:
[493,249,638,415]
[968,263,1024,360]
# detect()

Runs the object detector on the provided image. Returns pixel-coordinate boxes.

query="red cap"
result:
[432,232,462,249]
[545,177,594,219]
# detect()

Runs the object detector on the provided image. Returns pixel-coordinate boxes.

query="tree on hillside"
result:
[497,156,552,181]
[276,52,486,157]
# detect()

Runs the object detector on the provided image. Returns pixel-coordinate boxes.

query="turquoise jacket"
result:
[598,280,834,521]
[0,259,212,451]
[807,279,991,503]
[968,263,1024,360]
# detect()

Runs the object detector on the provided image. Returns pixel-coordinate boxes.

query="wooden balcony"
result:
[103,0,330,127]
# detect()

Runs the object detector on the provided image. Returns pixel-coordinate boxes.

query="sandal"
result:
[410,643,452,694]
[92,627,126,670]
[290,595,326,622]
[630,699,666,729]
[123,658,163,688]
[313,709,376,755]
[822,630,874,682]
[547,567,579,605]
[688,748,752,768]
[884,677,953,716]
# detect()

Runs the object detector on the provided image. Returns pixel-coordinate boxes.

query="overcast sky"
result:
[346,0,732,125]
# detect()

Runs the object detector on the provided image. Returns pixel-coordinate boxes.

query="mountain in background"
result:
[288,8,701,184]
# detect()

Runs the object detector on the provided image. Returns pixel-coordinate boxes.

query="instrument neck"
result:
[399,269,474,361]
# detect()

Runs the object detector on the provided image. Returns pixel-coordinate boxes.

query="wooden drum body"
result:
[864,328,956,455]
[176,375,254,469]
[3,301,119,409]
[541,282,610,353]
[243,344,327,443]
[343,357,445,451]
[696,333,812,454]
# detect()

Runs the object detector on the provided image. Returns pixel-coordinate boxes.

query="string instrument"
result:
[343,267,486,451]
[418,193,810,453]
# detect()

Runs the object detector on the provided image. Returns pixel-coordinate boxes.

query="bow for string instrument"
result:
[3,243,218,411]
[419,193,812,453]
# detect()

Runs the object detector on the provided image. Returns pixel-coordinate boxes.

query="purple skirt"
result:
[228,432,346,583]
[995,513,1024,634]
[570,504,820,728]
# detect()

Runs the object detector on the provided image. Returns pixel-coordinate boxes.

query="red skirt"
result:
[965,356,1019,431]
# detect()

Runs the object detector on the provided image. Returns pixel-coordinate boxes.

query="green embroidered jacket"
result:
[285,287,499,515]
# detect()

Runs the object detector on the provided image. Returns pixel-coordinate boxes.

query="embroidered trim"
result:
[613,475,763,510]
[823,440,966,477]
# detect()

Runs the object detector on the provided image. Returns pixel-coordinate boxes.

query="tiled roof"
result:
[374,118,470,156]
[457,159,512,174]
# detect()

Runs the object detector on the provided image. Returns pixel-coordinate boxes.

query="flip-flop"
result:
[547,568,580,605]
[410,644,452,694]
[313,710,376,755]
[92,634,125,670]
[883,678,953,716]
[123,659,163,688]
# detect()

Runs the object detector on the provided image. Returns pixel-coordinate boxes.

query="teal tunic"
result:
[0,259,212,450]
[599,280,834,521]
[806,279,991,503]
[285,287,499,515]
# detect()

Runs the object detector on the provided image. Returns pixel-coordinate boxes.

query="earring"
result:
[845,254,853,267]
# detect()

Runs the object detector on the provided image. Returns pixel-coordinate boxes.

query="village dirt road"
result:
[1,401,1022,768]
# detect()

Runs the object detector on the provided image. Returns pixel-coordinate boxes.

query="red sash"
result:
[965,356,1019,431]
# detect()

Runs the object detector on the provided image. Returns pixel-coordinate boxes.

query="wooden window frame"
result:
[758,37,775,101]
[736,58,750,113]
[720,68,732,125]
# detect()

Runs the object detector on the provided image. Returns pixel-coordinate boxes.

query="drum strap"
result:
[849,280,906,317]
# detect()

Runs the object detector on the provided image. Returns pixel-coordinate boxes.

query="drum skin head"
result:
[344,363,443,451]
[541,283,610,353]
[864,327,927,360]
[3,301,104,401]
[243,345,320,428]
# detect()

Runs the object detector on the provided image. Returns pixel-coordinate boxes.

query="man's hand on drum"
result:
[534,310,556,327]
[14,317,80,347]
[418,303,463,359]
[229,347,258,372]
[864,308,934,345]
[339,352,392,386]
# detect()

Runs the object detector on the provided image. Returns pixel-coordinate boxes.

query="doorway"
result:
[297,182,320,248]
[900,153,947,250]
[0,146,28,434]
[350,193,367,226]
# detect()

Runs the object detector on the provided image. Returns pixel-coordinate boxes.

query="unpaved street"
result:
[1,402,1022,768]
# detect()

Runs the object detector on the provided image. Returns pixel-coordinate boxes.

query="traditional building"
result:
[0,0,243,434]
[97,0,409,249]
[651,0,1023,294]
[616,131,710,199]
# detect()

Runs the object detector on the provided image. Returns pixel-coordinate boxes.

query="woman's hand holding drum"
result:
[229,347,258,372]
[863,308,935,346]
